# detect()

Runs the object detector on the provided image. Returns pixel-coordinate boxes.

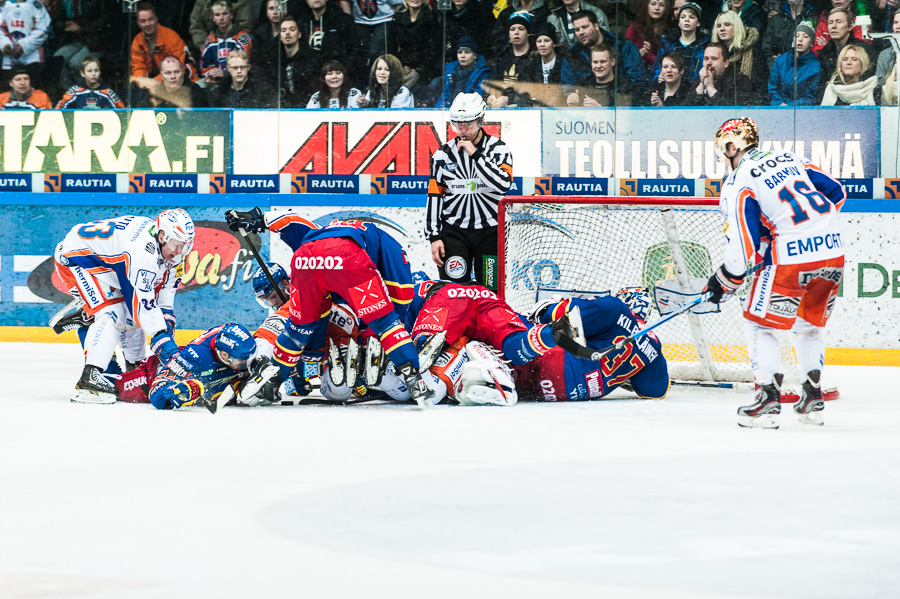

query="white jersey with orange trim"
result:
[55,215,178,336]
[720,148,846,274]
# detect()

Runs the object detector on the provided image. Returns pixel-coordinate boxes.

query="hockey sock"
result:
[502,324,554,365]
[82,312,120,372]
[368,313,419,370]
[792,317,825,376]
[744,320,781,385]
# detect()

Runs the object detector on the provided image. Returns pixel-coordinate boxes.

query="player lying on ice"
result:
[52,209,194,404]
[224,208,436,407]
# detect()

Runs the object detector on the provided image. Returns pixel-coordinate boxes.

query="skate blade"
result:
[737,413,779,429]
[71,389,117,405]
[796,410,824,426]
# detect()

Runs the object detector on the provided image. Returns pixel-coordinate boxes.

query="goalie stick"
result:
[224,208,288,305]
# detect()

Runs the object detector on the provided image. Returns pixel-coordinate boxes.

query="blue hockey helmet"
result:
[215,323,255,370]
[252,262,290,309]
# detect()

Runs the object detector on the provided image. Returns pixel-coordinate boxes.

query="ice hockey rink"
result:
[1,342,898,599]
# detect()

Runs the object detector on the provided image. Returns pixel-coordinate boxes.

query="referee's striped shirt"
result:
[425,133,513,241]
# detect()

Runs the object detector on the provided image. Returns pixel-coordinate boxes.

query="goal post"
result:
[497,196,800,385]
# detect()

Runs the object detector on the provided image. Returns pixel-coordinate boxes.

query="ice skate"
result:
[737,375,782,429]
[363,336,386,387]
[794,369,824,426]
[72,365,118,404]
[327,339,345,387]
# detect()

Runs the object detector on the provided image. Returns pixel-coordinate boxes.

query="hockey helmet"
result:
[215,323,256,370]
[449,92,485,123]
[156,208,195,263]
[715,117,759,153]
[252,262,290,309]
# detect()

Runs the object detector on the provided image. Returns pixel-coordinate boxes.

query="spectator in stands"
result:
[253,0,283,61]
[491,0,550,57]
[688,41,755,104]
[561,10,648,93]
[812,0,871,54]
[712,10,765,85]
[208,48,275,107]
[761,0,817,70]
[200,1,253,87]
[268,15,317,107]
[298,0,363,85]
[0,64,51,108]
[306,59,363,107]
[547,0,608,48]
[817,8,876,93]
[190,0,254,50]
[437,0,495,63]
[820,42,878,104]
[0,0,51,91]
[389,0,441,96]
[625,0,671,68]
[49,0,109,95]
[56,55,125,108]
[652,1,707,81]
[567,43,633,106]
[357,53,414,107]
[351,0,403,69]
[876,9,900,88]
[524,22,570,89]
[487,11,534,107]
[768,20,820,105]
[723,0,767,38]
[437,35,489,108]
[883,62,899,105]
[149,55,209,108]
[131,2,198,93]
[662,0,686,39]
[648,51,690,105]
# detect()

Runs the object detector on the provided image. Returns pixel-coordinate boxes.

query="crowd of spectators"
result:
[3,0,900,110]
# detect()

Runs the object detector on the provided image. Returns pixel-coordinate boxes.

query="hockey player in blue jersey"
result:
[224,208,432,407]
[516,291,670,401]
[148,323,256,412]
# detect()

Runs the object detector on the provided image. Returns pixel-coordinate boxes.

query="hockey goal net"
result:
[498,196,801,386]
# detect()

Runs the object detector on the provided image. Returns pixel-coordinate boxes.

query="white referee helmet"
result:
[449,93,486,123]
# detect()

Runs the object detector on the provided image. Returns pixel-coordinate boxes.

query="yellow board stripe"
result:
[4,327,900,367]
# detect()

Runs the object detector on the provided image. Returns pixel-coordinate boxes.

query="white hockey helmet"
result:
[449,92,486,123]
[715,117,759,153]
[157,208,195,263]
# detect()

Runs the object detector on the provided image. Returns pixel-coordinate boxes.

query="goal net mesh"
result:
[498,197,799,384]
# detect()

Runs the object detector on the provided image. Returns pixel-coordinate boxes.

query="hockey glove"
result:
[168,379,205,409]
[704,265,745,304]
[397,362,435,408]
[224,207,265,234]
[150,330,181,365]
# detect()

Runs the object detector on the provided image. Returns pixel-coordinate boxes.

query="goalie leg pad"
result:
[457,341,518,406]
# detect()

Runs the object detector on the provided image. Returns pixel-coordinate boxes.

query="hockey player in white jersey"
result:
[53,209,194,404]
[705,117,846,428]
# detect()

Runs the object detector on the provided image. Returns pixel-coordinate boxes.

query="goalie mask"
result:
[715,117,759,154]
[215,323,255,370]
[252,262,290,309]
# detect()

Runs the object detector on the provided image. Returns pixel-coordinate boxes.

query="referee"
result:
[425,93,513,287]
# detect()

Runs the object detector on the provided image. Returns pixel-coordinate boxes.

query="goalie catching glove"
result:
[704,265,745,304]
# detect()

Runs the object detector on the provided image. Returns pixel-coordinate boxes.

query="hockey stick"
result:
[224,208,289,305]
[556,263,766,362]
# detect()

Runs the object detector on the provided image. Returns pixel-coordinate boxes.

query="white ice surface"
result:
[1,342,898,599]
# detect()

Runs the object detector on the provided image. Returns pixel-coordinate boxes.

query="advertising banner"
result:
[542,107,879,179]
[0,109,228,174]
[232,109,542,176]
[1,204,267,330]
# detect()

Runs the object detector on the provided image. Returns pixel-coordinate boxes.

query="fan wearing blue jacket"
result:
[437,35,490,108]
[768,21,820,106]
